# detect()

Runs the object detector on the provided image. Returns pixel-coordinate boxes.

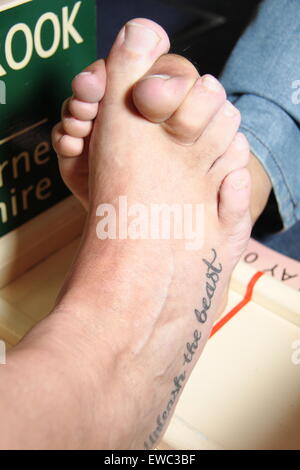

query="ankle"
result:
[47,302,153,448]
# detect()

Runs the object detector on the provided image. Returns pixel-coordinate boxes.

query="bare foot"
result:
[53,53,272,222]
[50,19,252,448]
[53,36,254,318]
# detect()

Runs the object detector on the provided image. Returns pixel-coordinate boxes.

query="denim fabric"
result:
[265,221,300,260]
[221,0,300,231]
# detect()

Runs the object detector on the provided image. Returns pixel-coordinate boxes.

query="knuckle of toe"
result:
[219,87,227,103]
[186,121,201,139]
[173,114,199,136]
[214,80,226,98]
[240,133,250,150]
[230,107,241,125]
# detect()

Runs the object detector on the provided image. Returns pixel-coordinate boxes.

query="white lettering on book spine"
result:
[62,1,83,49]
[0,1,84,77]
[35,13,61,59]
[0,79,5,103]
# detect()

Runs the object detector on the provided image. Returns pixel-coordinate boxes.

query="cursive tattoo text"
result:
[144,248,223,449]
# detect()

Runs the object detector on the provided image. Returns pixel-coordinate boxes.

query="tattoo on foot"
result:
[144,248,222,450]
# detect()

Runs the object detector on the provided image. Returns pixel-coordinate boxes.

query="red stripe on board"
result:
[209,271,264,338]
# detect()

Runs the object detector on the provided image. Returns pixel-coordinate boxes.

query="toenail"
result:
[75,71,93,79]
[141,74,171,81]
[223,101,238,117]
[124,22,161,53]
[202,75,222,92]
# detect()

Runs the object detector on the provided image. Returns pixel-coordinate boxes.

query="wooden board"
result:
[0,196,85,288]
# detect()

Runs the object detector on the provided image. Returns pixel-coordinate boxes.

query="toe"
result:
[62,117,93,139]
[68,99,99,121]
[61,98,95,138]
[105,19,170,102]
[195,100,241,168]
[52,123,84,158]
[132,54,199,123]
[218,168,252,251]
[163,75,227,145]
[209,133,250,184]
[72,59,106,103]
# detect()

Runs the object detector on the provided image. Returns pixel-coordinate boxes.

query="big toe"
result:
[104,19,170,102]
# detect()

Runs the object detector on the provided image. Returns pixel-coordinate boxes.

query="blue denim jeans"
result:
[221,0,300,258]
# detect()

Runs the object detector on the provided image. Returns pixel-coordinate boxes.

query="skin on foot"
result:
[51,19,253,449]
[53,44,272,321]
[53,52,271,220]
[53,44,253,319]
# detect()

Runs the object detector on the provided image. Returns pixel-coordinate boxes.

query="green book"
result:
[0,0,96,237]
